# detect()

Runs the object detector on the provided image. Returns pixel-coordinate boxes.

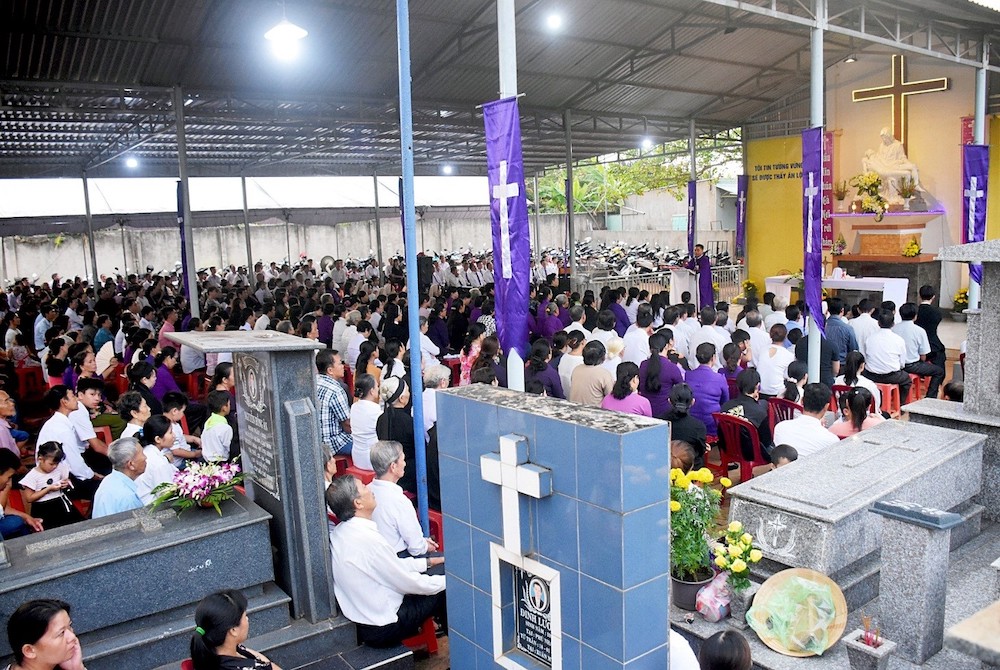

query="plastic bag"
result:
[746,575,838,656]
[696,571,731,623]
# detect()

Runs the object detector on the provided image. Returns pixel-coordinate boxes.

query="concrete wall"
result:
[0,206,733,283]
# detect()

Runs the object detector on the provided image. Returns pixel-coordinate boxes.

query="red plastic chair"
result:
[113,363,129,396]
[876,383,902,417]
[7,486,26,514]
[402,617,438,655]
[15,367,45,402]
[186,370,207,401]
[713,412,768,485]
[94,425,112,445]
[344,464,375,485]
[767,397,803,436]
[180,659,195,670]
[906,373,929,403]
[428,509,444,551]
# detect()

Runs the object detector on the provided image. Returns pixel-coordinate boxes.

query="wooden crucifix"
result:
[852,54,949,153]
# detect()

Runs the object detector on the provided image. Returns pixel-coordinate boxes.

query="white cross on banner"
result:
[493,160,519,280]
[965,176,984,243]
[805,172,819,255]
[737,192,746,221]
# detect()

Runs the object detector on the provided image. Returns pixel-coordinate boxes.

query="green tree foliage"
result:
[529,132,742,214]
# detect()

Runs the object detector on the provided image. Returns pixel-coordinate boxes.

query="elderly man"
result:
[92,437,147,518]
[370,441,439,557]
[327,475,446,648]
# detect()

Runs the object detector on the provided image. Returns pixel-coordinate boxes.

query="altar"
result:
[765,274,908,310]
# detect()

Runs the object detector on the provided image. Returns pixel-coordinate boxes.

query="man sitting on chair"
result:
[327,475,446,648]
[369,440,440,558]
[861,309,912,402]
[772,383,839,457]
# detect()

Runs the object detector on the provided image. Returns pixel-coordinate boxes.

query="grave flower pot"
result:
[727,581,759,629]
[843,629,896,670]
[671,570,714,611]
[951,311,967,322]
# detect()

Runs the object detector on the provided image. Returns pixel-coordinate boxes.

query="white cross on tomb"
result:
[492,161,519,280]
[480,434,552,556]
[965,176,984,243]
[805,172,819,254]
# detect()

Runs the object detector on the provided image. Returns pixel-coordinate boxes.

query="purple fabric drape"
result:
[963,145,990,285]
[687,180,697,258]
[801,127,825,336]
[735,174,748,259]
[483,97,530,358]
[177,181,191,302]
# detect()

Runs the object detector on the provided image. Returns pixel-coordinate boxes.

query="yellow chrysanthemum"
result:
[728,521,743,533]
[669,500,681,512]
[696,468,714,483]
[731,559,747,573]
[728,544,742,558]
[741,533,753,545]
[749,549,763,563]
[674,474,690,489]
[715,555,729,569]
[720,477,732,488]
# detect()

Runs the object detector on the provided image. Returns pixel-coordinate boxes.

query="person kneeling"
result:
[327,474,446,648]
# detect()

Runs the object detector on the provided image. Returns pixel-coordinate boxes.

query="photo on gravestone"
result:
[514,565,553,666]
[234,352,280,500]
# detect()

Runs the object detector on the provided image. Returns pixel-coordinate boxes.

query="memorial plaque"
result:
[234,352,280,500]
[514,566,552,666]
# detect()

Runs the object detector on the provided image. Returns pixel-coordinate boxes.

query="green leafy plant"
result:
[670,467,728,581]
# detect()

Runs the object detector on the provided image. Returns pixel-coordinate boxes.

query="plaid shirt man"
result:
[317,372,352,454]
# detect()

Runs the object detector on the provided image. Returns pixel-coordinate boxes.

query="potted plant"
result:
[952,288,969,321]
[833,180,849,212]
[843,615,896,670]
[741,279,758,303]
[150,460,245,516]
[898,177,918,210]
[670,467,730,610]
[902,237,921,258]
[832,233,847,256]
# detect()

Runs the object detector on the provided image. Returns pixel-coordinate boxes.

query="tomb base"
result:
[906,399,1000,521]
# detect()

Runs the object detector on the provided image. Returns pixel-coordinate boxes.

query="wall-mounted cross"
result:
[852,54,949,153]
[480,434,553,556]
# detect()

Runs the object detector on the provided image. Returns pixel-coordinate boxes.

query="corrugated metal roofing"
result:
[0,0,997,178]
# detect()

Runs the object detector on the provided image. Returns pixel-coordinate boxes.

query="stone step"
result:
[949,501,984,551]
[246,618,414,670]
[86,582,292,670]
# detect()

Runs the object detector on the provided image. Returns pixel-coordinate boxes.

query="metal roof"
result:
[1,0,998,179]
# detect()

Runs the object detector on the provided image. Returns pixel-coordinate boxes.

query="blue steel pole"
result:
[395,0,429,534]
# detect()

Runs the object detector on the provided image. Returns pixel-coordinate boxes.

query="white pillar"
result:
[81,172,99,283]
[173,86,200,319]
[241,176,253,271]
[373,173,385,284]
[969,38,989,311]
[807,0,825,384]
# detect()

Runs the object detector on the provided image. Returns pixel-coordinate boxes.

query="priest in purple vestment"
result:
[686,244,714,309]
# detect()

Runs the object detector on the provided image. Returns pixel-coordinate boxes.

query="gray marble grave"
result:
[727,420,984,609]
[906,240,1000,521]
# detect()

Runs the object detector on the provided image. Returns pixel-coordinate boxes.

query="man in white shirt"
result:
[863,308,912,401]
[329,260,348,286]
[772,383,839,457]
[849,299,880,357]
[369,440,439,557]
[757,324,795,396]
[564,305,592,341]
[622,310,653,365]
[37,385,103,499]
[741,311,771,367]
[763,296,788,331]
[892,302,944,399]
[687,306,728,371]
[327,474,446,648]
[254,303,275,331]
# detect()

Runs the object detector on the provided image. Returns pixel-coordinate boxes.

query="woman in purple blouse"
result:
[638,331,684,416]
[525,340,564,399]
[601,362,652,416]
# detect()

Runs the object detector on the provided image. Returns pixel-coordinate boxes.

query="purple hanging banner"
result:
[687,180,697,258]
[483,97,530,358]
[735,174,748,259]
[963,144,990,285]
[801,127,825,336]
[176,181,191,303]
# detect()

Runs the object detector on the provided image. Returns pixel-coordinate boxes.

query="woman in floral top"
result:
[459,322,486,386]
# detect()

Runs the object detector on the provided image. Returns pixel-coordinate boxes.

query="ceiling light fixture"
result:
[125,157,139,169]
[265,2,308,61]
[442,164,454,175]
[546,13,563,31]
[844,53,858,63]
[641,138,654,151]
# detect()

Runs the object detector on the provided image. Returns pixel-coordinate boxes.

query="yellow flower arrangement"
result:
[953,288,969,312]
[902,237,921,258]
[717,523,764,592]
[670,467,732,582]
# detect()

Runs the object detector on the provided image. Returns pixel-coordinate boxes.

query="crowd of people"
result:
[0,252,962,668]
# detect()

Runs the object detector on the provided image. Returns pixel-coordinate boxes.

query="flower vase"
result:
[671,571,714,611]
[903,197,913,211]
[843,629,896,670]
[951,311,968,322]
[727,581,759,629]
[834,199,848,213]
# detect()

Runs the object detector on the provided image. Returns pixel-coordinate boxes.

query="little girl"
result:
[135,414,180,505]
[19,441,84,529]
[11,333,40,369]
